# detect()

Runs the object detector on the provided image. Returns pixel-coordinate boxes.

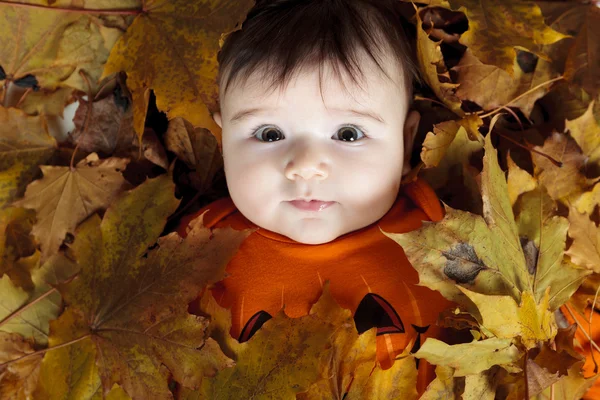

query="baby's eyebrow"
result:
[229,107,385,124]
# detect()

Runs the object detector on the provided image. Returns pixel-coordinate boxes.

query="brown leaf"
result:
[566,208,600,273]
[452,48,559,117]
[70,92,168,168]
[0,106,57,207]
[564,6,600,97]
[13,153,130,261]
[165,117,223,194]
[0,331,43,400]
[532,132,593,202]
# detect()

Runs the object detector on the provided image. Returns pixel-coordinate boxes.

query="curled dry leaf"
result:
[415,7,463,116]
[165,117,224,194]
[70,91,168,169]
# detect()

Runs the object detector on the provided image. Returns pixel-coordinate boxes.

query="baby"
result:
[178,0,459,395]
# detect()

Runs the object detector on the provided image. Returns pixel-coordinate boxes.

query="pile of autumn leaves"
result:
[1,0,600,399]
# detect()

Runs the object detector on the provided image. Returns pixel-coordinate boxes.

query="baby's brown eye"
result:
[255,127,283,142]
[334,126,365,142]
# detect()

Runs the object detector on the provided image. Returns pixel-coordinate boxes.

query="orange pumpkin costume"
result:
[559,304,600,399]
[177,178,599,397]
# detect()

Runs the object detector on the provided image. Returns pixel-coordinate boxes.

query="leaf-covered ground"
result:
[1,0,600,399]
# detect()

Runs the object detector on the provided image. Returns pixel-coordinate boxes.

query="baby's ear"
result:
[213,111,223,128]
[402,110,421,175]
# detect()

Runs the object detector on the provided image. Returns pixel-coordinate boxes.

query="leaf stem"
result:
[0,287,57,330]
[479,76,565,119]
[491,128,563,167]
[563,303,600,354]
[0,333,91,368]
[589,284,600,373]
[0,1,142,15]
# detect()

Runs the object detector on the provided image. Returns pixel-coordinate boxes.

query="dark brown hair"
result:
[216,0,422,105]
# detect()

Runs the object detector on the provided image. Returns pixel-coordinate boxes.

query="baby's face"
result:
[213,50,420,245]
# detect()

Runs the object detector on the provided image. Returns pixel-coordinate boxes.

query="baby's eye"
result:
[333,125,367,142]
[251,124,368,142]
[254,126,284,142]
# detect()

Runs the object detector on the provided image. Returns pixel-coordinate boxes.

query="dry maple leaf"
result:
[13,153,130,262]
[566,208,600,273]
[101,0,255,147]
[0,252,78,347]
[0,4,124,93]
[30,174,250,400]
[0,106,56,207]
[452,48,559,117]
[445,0,568,76]
[385,134,589,345]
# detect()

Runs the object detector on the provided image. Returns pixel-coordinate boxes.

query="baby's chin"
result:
[277,221,347,245]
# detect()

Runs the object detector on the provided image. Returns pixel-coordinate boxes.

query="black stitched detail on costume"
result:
[239,310,272,343]
[354,293,405,335]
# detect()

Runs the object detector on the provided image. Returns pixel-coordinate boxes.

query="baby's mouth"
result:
[288,200,335,212]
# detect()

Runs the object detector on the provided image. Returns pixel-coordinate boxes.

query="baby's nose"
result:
[284,144,329,181]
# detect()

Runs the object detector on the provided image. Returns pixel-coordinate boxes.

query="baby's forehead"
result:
[220,56,409,108]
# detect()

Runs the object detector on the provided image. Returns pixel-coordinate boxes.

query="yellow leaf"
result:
[102,0,256,147]
[197,310,335,399]
[301,281,378,399]
[0,252,78,347]
[420,115,483,168]
[447,0,568,75]
[33,307,101,400]
[0,4,125,92]
[566,208,600,273]
[516,289,557,349]
[344,347,418,400]
[413,337,522,377]
[418,365,457,399]
[507,153,537,206]
[565,99,600,164]
[13,153,130,262]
